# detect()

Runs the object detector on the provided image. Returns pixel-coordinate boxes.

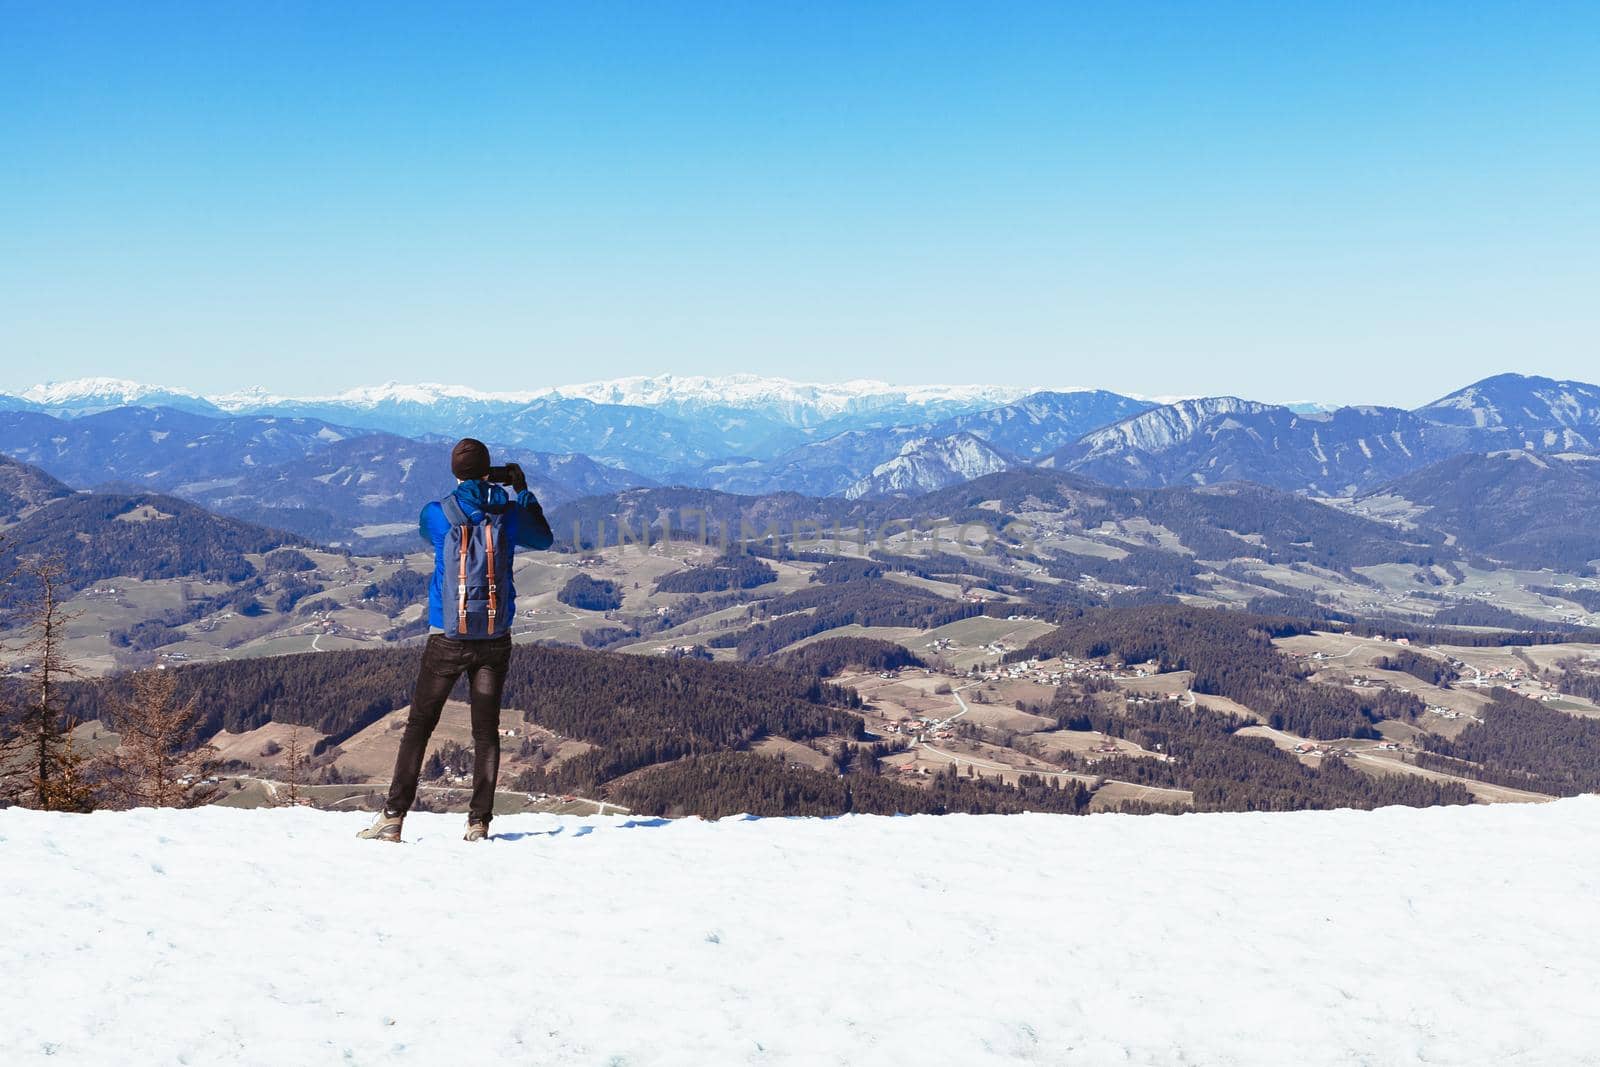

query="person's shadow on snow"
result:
[493,817,671,842]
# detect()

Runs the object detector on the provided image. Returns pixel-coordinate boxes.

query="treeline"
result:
[1244,594,1357,625]
[1375,649,1459,686]
[1042,545,1203,598]
[713,578,982,660]
[654,555,776,594]
[63,647,414,751]
[1551,657,1600,703]
[1342,616,1600,648]
[1049,692,1471,812]
[580,625,640,649]
[1419,689,1600,795]
[611,753,1091,818]
[1021,606,1422,738]
[264,548,317,573]
[776,637,926,678]
[1429,602,1581,633]
[274,575,325,614]
[557,573,623,611]
[1531,585,1600,613]
[362,568,429,615]
[813,558,883,584]
[64,642,868,796]
[501,643,862,788]
[1237,596,1600,650]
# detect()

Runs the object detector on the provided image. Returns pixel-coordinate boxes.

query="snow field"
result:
[3,799,1599,1065]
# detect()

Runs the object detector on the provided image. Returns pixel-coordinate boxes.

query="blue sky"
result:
[2,2,1597,405]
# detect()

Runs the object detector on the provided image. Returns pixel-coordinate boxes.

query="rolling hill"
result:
[0,492,311,593]
[1363,451,1600,572]
[0,454,72,517]
[549,467,1454,579]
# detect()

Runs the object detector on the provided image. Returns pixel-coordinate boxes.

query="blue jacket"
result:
[420,480,554,633]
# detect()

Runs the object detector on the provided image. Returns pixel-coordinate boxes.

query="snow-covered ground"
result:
[4,800,1599,1066]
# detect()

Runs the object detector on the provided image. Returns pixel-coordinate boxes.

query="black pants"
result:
[385,634,512,824]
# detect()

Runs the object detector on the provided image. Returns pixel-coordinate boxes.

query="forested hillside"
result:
[61,642,866,790]
[0,493,309,594]
[0,454,71,517]
[1369,451,1600,572]
[1046,689,1469,812]
[1021,606,1422,738]
[614,753,1091,817]
[1418,689,1600,795]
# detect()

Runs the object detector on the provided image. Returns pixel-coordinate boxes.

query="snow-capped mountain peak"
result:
[843,431,1013,499]
[18,374,1040,423]
[1072,396,1277,456]
[210,381,546,411]
[19,378,219,416]
[22,377,204,406]
[544,373,1037,427]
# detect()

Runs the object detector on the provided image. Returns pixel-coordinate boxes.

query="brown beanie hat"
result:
[450,438,491,481]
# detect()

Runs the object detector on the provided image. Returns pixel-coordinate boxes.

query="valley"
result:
[59,611,1599,819]
[4,370,1600,820]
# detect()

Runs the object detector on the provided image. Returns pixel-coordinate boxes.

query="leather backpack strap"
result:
[441,497,472,634]
[484,519,498,625]
[456,526,470,634]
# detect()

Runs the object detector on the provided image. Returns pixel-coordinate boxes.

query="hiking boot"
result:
[464,820,490,842]
[358,811,404,842]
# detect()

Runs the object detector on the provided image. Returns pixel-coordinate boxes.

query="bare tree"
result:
[103,667,219,808]
[280,724,309,806]
[0,558,94,811]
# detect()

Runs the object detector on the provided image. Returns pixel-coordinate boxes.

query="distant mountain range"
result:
[3,372,1599,563]
[691,389,1153,496]
[4,375,1038,470]
[11,373,1033,422]
[0,407,649,548]
[1041,376,1600,496]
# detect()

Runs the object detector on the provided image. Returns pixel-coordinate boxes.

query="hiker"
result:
[360,438,553,843]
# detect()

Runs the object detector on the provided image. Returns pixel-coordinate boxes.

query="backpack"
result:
[440,495,515,639]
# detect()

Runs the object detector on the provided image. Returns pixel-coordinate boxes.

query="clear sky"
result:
[2,2,1597,406]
